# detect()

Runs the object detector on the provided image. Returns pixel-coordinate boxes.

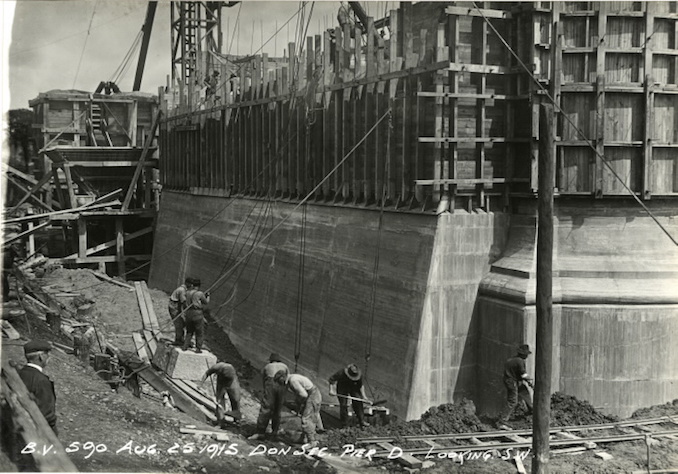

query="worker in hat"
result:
[274,370,324,447]
[329,363,370,428]
[168,277,194,346]
[182,278,210,353]
[497,344,534,428]
[251,353,289,440]
[19,340,58,434]
[200,361,242,426]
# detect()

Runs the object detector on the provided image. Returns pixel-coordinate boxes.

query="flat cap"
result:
[24,340,52,355]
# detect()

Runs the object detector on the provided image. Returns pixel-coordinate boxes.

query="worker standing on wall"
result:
[329,363,370,428]
[274,370,323,447]
[496,344,534,428]
[250,353,289,440]
[201,361,242,425]
[182,278,209,353]
[168,277,193,346]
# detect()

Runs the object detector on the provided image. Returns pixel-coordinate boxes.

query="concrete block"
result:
[153,342,217,379]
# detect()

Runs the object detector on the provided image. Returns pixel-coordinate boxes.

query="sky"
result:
[3,0,396,111]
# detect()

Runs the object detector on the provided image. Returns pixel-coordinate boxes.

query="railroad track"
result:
[353,416,678,468]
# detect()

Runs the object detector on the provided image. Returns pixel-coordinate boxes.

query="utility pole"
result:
[532,102,555,474]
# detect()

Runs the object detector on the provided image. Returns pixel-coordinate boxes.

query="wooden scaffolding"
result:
[158,1,678,212]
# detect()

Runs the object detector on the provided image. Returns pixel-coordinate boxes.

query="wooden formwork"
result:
[159,1,678,212]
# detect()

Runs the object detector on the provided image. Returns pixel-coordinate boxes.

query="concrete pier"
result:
[151,192,678,419]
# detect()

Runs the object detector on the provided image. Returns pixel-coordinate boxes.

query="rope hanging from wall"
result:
[294,203,307,372]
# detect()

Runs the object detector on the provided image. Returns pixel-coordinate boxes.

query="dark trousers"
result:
[256,377,286,434]
[216,381,241,421]
[499,378,533,422]
[183,309,204,350]
[338,391,364,427]
[169,302,184,344]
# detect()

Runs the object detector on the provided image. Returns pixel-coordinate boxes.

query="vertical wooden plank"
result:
[73,101,81,146]
[364,17,376,203]
[552,17,563,193]
[282,65,289,194]
[52,167,66,208]
[595,2,608,197]
[77,219,87,259]
[414,28,426,205]
[643,4,655,199]
[62,164,77,208]
[115,217,126,277]
[334,28,343,199]
[434,21,446,204]
[476,16,488,209]
[387,9,399,202]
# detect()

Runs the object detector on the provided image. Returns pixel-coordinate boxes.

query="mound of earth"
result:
[549,392,619,426]
[322,399,491,448]
[631,399,678,419]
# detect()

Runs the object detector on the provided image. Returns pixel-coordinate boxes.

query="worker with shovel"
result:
[201,361,242,426]
[250,353,289,440]
[274,370,323,447]
[329,363,370,429]
[496,344,534,429]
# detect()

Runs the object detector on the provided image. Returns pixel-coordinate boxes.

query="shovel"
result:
[335,394,388,406]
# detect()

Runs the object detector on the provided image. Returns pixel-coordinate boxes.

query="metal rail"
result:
[354,416,678,457]
[356,415,678,443]
[365,429,678,456]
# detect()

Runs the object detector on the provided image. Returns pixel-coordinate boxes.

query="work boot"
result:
[195,349,202,354]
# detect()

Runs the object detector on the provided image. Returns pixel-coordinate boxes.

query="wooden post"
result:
[115,218,126,277]
[77,218,87,259]
[46,311,61,334]
[532,102,555,474]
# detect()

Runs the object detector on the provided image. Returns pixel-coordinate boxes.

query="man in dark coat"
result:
[497,344,534,427]
[329,363,370,428]
[18,340,57,434]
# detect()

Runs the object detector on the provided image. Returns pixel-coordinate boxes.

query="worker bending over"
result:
[497,344,533,428]
[251,353,289,440]
[201,361,242,425]
[274,370,323,447]
[169,277,193,346]
[182,278,209,353]
[329,363,370,428]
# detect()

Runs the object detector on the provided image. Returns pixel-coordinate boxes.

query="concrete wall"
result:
[406,210,509,420]
[150,191,437,418]
[478,201,678,417]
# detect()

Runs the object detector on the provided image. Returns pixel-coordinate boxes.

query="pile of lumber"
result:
[128,281,223,425]
[132,281,162,362]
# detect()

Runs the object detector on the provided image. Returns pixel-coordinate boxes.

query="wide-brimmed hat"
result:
[518,344,532,356]
[344,364,361,381]
[269,352,282,363]
[24,340,52,355]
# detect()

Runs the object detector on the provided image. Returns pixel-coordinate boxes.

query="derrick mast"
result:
[171,2,234,108]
